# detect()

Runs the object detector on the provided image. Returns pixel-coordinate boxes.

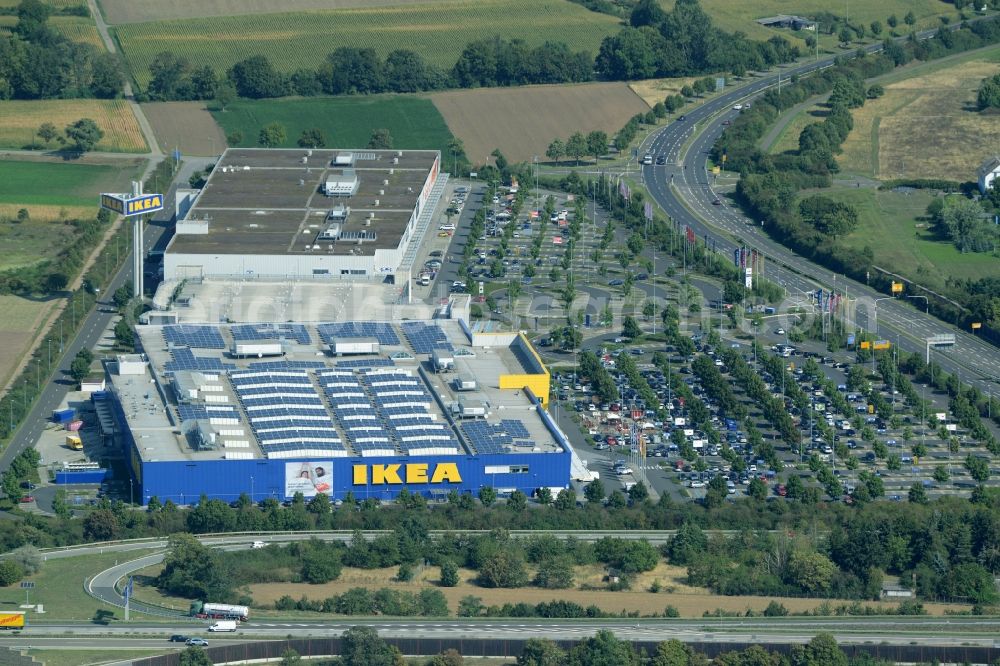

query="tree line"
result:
[143,0,807,102]
[0,0,124,100]
[711,15,1000,346]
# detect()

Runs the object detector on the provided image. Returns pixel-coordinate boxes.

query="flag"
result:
[733,248,740,267]
[624,184,631,200]
[685,226,695,244]
[751,249,758,272]
[619,180,626,197]
[552,236,563,245]
[644,201,653,221]
[740,248,746,269]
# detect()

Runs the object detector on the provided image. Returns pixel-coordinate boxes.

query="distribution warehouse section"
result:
[110,321,570,504]
[163,148,441,282]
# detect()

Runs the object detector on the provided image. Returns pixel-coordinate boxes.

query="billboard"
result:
[284,461,333,497]
[100,193,164,217]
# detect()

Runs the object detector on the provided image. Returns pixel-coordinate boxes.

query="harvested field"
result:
[840,55,1000,179]
[0,99,147,153]
[142,101,227,157]
[99,0,471,24]
[0,295,57,392]
[113,0,621,89]
[242,564,967,618]
[432,82,650,163]
[629,76,714,108]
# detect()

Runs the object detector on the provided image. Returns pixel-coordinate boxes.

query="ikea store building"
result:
[111,320,572,504]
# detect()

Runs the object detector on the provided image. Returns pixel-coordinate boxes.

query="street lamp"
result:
[872,297,894,338]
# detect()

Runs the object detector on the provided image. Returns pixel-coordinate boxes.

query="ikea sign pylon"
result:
[100,193,164,217]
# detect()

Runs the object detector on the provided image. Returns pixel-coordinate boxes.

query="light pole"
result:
[872,297,894,338]
[250,475,254,503]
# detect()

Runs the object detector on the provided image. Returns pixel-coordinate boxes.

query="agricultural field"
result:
[99,0,473,23]
[142,101,228,157]
[212,96,456,158]
[660,0,961,47]
[826,186,1000,290]
[112,0,622,89]
[0,294,58,391]
[0,158,142,217]
[432,82,650,163]
[0,15,102,48]
[0,99,147,153]
[839,47,1000,180]
[131,560,965,619]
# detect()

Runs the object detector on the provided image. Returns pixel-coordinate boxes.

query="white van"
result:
[209,620,238,632]
[251,540,265,549]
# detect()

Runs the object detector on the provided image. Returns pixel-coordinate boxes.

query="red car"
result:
[606,436,618,447]
[19,496,34,503]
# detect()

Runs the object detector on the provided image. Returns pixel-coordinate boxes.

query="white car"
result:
[733,103,743,111]
[438,224,456,231]
[775,328,785,335]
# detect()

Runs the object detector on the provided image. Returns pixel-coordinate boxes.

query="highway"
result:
[639,32,1000,397]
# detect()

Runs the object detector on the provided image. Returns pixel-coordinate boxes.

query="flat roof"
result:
[117,321,560,464]
[168,148,438,257]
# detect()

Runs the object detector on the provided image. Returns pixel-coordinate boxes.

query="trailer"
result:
[52,408,75,424]
[0,611,25,629]
[66,420,83,432]
[192,602,249,622]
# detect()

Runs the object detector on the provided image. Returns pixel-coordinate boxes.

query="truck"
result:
[208,620,238,632]
[66,434,83,451]
[191,601,249,622]
[0,611,25,629]
[52,408,75,424]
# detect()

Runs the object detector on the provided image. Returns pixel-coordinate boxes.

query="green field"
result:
[0,550,160,621]
[26,649,172,666]
[212,96,456,158]
[826,187,1000,289]
[0,159,141,209]
[113,0,621,89]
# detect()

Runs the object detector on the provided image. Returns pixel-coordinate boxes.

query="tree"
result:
[651,639,701,666]
[567,629,640,666]
[748,477,767,501]
[298,128,326,148]
[518,638,565,666]
[178,647,213,666]
[907,482,928,504]
[228,55,287,98]
[535,487,553,505]
[554,488,576,510]
[507,489,527,511]
[368,128,393,149]
[965,454,990,483]
[114,319,135,349]
[586,130,608,162]
[478,550,528,588]
[457,595,484,617]
[214,81,236,111]
[36,122,57,145]
[65,118,103,153]
[340,626,401,666]
[478,485,497,507]
[838,26,853,44]
[258,122,286,148]
[584,479,606,503]
[870,20,883,36]
[933,466,950,483]
[69,350,92,384]
[935,195,993,253]
[680,85,694,98]
[534,556,574,589]
[51,489,72,519]
[280,648,302,666]
[787,550,836,594]
[546,138,565,163]
[0,560,23,587]
[440,559,459,587]
[622,315,641,339]
[904,10,916,26]
[887,14,898,28]
[566,132,587,165]
[627,481,648,504]
[793,633,848,666]
[704,474,728,509]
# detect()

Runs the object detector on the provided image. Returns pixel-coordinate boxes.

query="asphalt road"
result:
[639,31,1000,397]
[0,159,212,478]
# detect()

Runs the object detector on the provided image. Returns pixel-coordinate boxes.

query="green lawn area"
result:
[0,159,141,208]
[765,103,827,154]
[27,649,173,666]
[212,96,457,159]
[0,549,160,622]
[825,186,1000,289]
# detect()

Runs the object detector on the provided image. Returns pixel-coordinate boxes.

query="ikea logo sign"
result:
[100,193,164,217]
[353,462,462,485]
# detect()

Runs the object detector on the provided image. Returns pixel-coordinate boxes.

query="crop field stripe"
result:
[0,99,147,153]
[113,0,621,88]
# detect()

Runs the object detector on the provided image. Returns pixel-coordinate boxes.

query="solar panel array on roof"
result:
[164,324,226,349]
[336,358,395,369]
[317,322,400,345]
[401,322,453,354]
[461,420,537,455]
[178,404,240,422]
[229,370,348,458]
[164,347,235,373]
[231,323,311,345]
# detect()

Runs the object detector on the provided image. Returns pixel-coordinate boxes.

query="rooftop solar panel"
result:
[317,322,400,346]
[163,325,226,349]
[231,323,311,345]
[400,322,453,354]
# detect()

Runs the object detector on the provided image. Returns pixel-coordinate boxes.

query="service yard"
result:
[432,83,650,164]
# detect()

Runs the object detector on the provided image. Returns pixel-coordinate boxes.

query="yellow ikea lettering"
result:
[430,463,461,483]
[406,464,428,484]
[352,462,462,485]
[372,464,402,484]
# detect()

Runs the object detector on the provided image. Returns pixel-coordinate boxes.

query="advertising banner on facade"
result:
[284,461,333,497]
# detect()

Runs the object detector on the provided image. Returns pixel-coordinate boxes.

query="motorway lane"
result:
[638,35,1000,396]
[0,159,212,478]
